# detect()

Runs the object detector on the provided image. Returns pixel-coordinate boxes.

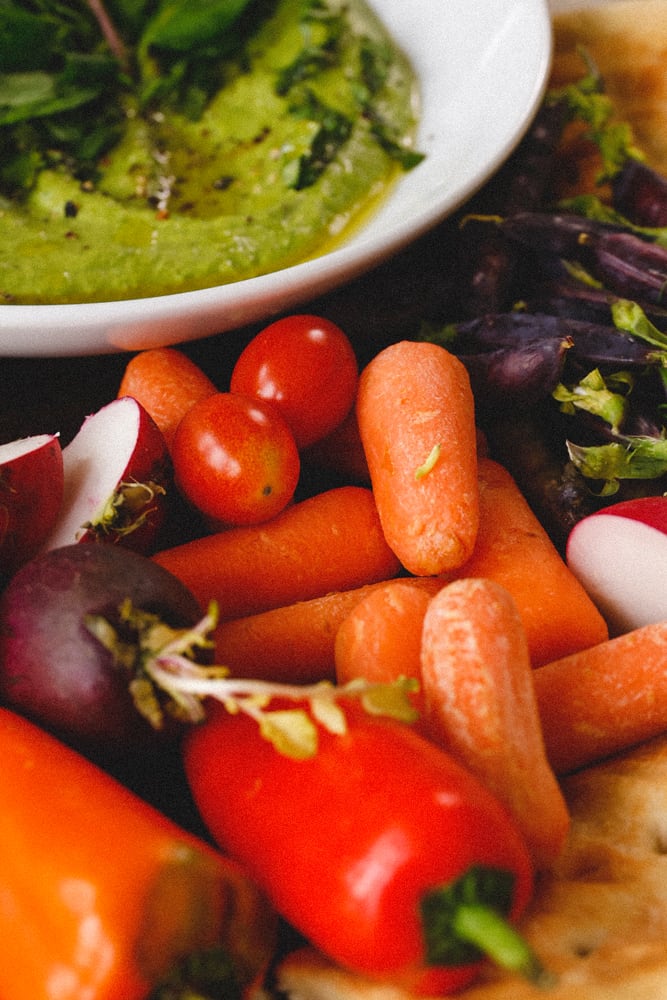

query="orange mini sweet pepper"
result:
[0,706,276,1000]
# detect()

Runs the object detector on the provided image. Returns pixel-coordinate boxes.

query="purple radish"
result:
[0,543,204,760]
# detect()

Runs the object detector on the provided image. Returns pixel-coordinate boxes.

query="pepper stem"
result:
[452,903,554,987]
[420,865,555,988]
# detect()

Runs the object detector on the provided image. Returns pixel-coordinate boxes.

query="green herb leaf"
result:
[275,1,343,95]
[567,433,667,492]
[285,88,352,189]
[354,37,424,169]
[367,112,425,170]
[0,4,65,72]
[547,58,643,181]
[0,72,102,126]
[611,298,667,351]
[559,193,667,249]
[0,0,265,196]
[553,367,633,434]
[140,0,253,54]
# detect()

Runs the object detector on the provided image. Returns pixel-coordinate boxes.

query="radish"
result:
[0,543,204,761]
[566,496,667,635]
[0,433,63,578]
[40,396,171,555]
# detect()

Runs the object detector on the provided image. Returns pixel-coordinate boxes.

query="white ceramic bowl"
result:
[0,0,552,356]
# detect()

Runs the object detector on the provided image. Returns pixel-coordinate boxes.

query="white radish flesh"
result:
[566,497,667,635]
[41,396,170,553]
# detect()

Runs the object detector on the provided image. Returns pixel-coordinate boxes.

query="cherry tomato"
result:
[230,315,359,449]
[171,392,300,526]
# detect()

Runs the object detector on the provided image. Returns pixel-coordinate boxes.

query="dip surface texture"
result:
[0,0,420,305]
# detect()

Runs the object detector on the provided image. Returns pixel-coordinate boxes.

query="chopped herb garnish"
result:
[2,0,423,202]
[546,55,643,181]
[275,0,343,94]
[355,37,425,170]
[0,0,270,198]
[284,88,352,189]
[276,6,423,188]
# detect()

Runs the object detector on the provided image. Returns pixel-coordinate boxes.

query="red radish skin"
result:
[566,497,667,635]
[40,396,171,555]
[0,434,63,577]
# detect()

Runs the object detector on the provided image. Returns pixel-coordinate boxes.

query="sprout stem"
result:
[86,0,129,69]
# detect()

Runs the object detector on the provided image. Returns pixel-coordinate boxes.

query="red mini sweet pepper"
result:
[184,695,549,996]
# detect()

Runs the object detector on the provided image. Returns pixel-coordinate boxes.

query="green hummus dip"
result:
[0,0,420,304]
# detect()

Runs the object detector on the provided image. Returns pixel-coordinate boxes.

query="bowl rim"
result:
[0,0,553,356]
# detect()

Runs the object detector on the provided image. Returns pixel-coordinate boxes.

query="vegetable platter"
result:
[5,1,667,999]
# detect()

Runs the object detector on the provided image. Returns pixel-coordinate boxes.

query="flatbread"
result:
[551,0,667,172]
[270,6,667,997]
[274,734,667,999]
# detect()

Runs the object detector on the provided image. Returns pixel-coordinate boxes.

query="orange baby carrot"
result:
[534,620,667,774]
[213,579,415,685]
[334,576,443,718]
[0,706,276,1000]
[421,578,570,869]
[118,347,218,449]
[446,457,608,666]
[356,340,479,576]
[153,486,401,620]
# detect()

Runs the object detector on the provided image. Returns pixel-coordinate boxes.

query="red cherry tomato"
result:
[230,315,359,449]
[171,392,300,526]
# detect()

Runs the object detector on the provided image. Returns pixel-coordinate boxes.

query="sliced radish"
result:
[0,434,63,577]
[566,496,667,635]
[41,396,171,554]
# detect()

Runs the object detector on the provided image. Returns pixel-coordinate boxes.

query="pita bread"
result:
[270,6,667,997]
[551,0,667,172]
[274,734,667,1000]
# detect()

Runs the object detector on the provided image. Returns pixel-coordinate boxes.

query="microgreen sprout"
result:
[86,599,420,759]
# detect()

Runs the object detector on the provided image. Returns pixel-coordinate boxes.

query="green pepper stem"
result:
[452,904,554,988]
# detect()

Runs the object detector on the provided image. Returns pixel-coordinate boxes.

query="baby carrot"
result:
[213,579,414,685]
[334,576,443,718]
[0,706,276,1000]
[446,457,608,666]
[356,340,479,575]
[153,486,401,620]
[534,620,667,774]
[421,578,570,869]
[118,347,218,449]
